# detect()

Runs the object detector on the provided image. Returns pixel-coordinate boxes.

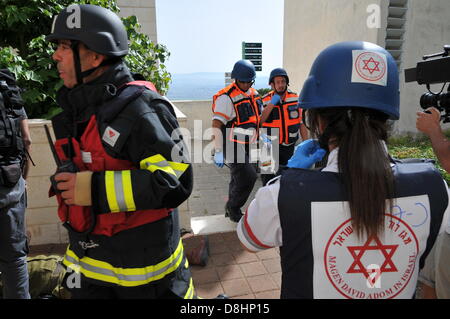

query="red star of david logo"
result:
[347,236,398,281]
[362,57,381,74]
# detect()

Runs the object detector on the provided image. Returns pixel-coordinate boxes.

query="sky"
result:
[155,0,284,76]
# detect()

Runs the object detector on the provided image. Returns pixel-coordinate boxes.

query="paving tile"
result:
[210,252,236,266]
[195,282,224,299]
[191,267,219,285]
[209,232,224,244]
[222,231,239,242]
[232,250,259,264]
[254,289,281,299]
[256,248,279,260]
[221,278,252,298]
[210,242,229,255]
[262,258,282,274]
[216,264,244,281]
[225,240,244,253]
[239,261,268,277]
[269,272,282,289]
[247,274,278,293]
[29,244,67,257]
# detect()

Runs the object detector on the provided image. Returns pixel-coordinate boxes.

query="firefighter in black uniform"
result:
[46,4,195,299]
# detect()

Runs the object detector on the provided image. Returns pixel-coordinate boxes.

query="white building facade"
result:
[283,0,450,133]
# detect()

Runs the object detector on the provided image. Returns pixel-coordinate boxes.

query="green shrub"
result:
[0,0,171,119]
[257,87,271,96]
[388,132,450,183]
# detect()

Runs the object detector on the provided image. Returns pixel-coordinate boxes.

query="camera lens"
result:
[420,93,440,109]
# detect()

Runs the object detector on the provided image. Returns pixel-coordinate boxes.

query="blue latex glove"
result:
[270,94,281,105]
[260,133,272,145]
[214,151,224,168]
[287,139,326,169]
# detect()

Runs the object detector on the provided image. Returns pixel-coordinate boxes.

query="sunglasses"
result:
[238,80,255,85]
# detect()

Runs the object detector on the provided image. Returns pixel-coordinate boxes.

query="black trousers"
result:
[227,162,258,210]
[261,144,295,186]
[68,275,179,299]
[223,142,257,210]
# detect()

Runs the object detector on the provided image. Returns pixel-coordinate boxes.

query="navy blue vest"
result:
[278,161,448,299]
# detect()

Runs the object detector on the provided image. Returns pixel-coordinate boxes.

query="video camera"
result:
[405,45,450,122]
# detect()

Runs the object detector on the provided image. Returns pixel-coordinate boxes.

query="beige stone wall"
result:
[25,120,65,246]
[117,0,158,43]
[398,0,450,133]
[283,0,450,134]
[172,100,214,141]
[26,105,189,245]
[283,0,383,96]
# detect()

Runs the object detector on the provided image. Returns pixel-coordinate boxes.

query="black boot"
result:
[225,204,243,223]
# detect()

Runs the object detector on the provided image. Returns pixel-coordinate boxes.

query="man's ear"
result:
[91,53,106,68]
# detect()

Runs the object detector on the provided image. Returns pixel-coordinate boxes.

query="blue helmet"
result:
[299,41,400,120]
[231,60,256,82]
[269,68,289,85]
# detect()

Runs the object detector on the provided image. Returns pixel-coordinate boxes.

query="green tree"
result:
[0,0,171,118]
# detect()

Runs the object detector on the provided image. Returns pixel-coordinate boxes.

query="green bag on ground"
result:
[0,255,71,299]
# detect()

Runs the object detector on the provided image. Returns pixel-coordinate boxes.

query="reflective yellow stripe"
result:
[148,164,177,177]
[105,171,120,213]
[63,240,185,287]
[169,161,190,178]
[105,171,136,213]
[184,278,194,299]
[140,154,189,179]
[121,170,136,211]
[140,154,176,177]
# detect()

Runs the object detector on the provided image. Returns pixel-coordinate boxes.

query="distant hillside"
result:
[166,72,270,100]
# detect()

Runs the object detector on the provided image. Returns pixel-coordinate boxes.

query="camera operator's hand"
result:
[416,107,441,137]
[416,107,450,174]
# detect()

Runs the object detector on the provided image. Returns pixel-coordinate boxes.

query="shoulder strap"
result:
[126,80,158,93]
[96,81,176,156]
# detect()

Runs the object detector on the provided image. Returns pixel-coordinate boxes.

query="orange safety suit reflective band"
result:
[212,83,262,144]
[262,90,302,145]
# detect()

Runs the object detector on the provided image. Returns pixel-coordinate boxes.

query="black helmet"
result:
[269,68,289,85]
[46,4,128,57]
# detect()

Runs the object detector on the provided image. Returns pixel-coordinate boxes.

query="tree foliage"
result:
[0,0,171,118]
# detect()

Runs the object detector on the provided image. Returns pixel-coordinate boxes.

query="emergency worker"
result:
[0,69,32,299]
[211,60,263,222]
[415,108,450,299]
[260,68,308,185]
[237,41,450,299]
[46,4,194,299]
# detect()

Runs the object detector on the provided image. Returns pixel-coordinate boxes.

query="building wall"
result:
[399,0,450,132]
[117,0,158,43]
[283,0,383,97]
[283,0,450,133]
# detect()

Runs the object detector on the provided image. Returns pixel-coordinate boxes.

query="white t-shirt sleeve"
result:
[418,179,450,286]
[439,180,450,235]
[212,94,236,124]
[237,179,283,252]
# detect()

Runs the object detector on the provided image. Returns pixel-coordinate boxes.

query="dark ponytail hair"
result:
[306,107,394,238]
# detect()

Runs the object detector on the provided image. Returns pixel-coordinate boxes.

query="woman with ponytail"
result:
[237,42,450,299]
